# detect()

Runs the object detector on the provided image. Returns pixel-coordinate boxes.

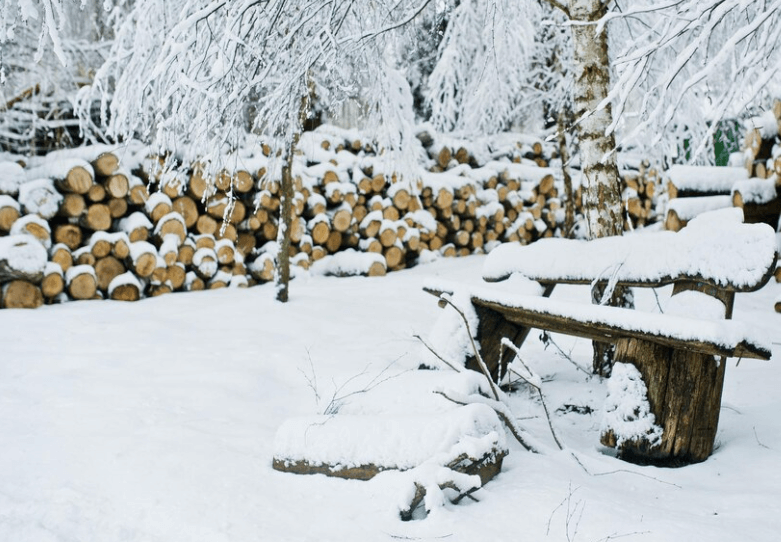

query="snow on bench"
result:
[469,286,771,360]
[483,208,776,292]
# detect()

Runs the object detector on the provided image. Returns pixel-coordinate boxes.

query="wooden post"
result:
[601,284,734,465]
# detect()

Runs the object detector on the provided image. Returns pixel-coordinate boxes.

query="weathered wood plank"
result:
[472,297,770,360]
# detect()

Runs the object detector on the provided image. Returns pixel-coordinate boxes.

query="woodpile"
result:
[618,159,662,231]
[0,127,665,309]
[663,101,781,232]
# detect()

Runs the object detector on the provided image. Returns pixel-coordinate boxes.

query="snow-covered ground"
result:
[1,254,780,542]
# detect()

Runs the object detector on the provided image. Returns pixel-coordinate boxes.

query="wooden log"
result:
[325,231,343,253]
[107,197,128,219]
[89,235,113,259]
[80,203,112,231]
[0,197,20,232]
[154,212,187,245]
[383,245,404,269]
[112,234,130,260]
[104,172,129,199]
[146,194,173,224]
[74,247,96,267]
[59,193,86,218]
[166,263,186,290]
[108,273,142,301]
[11,215,51,248]
[215,222,238,243]
[309,215,331,245]
[128,177,150,206]
[66,265,98,300]
[1,280,43,309]
[185,272,206,291]
[193,247,219,280]
[56,164,94,195]
[41,263,65,299]
[196,214,219,236]
[177,239,196,266]
[50,244,73,273]
[95,256,126,292]
[86,182,106,203]
[119,212,152,243]
[91,152,119,177]
[127,241,158,278]
[331,205,353,233]
[215,239,236,265]
[172,196,199,228]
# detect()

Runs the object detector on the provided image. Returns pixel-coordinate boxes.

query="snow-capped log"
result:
[272,403,506,482]
[666,165,748,199]
[1,279,43,309]
[11,214,51,249]
[732,177,781,226]
[65,264,98,300]
[41,262,64,299]
[127,241,158,278]
[128,175,149,206]
[192,247,218,280]
[103,171,130,199]
[50,244,73,274]
[26,159,94,195]
[0,195,20,232]
[214,239,236,265]
[118,212,153,243]
[0,161,25,196]
[311,249,386,278]
[18,179,63,220]
[664,195,733,232]
[153,212,187,245]
[94,256,127,292]
[145,192,173,224]
[166,262,186,290]
[0,235,47,284]
[108,271,142,302]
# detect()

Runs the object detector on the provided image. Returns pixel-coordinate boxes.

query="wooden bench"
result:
[425,208,777,465]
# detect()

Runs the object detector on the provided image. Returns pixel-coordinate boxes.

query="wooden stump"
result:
[601,338,726,466]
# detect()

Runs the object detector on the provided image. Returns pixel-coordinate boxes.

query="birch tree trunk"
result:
[275,88,309,303]
[568,0,631,376]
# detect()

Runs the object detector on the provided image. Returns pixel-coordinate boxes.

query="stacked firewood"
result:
[0,128,583,308]
[618,159,662,231]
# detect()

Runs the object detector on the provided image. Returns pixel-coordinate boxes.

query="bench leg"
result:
[601,338,726,466]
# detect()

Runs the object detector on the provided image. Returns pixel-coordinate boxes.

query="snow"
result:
[0,234,47,274]
[273,403,506,471]
[666,165,748,193]
[0,161,25,195]
[17,178,63,219]
[732,177,779,204]
[0,193,21,211]
[666,195,732,221]
[0,255,780,541]
[107,271,142,297]
[601,363,663,448]
[24,158,95,183]
[483,208,776,291]
[310,249,385,277]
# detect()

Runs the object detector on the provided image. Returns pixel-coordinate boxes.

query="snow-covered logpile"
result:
[732,177,779,204]
[666,195,732,221]
[666,165,748,194]
[0,235,48,278]
[483,208,776,291]
[273,403,506,472]
[310,249,386,277]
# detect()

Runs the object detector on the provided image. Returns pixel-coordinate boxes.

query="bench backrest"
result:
[483,208,777,293]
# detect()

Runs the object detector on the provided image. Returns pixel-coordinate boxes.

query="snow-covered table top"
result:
[483,208,777,292]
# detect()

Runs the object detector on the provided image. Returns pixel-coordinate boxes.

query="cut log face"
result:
[1,280,43,309]
[67,267,98,300]
[57,166,93,195]
[172,196,199,228]
[104,173,129,199]
[92,153,119,177]
[59,194,86,218]
[41,267,65,298]
[95,256,126,292]
[0,203,19,232]
[81,204,112,231]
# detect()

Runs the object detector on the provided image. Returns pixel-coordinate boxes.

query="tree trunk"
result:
[275,83,310,303]
[568,0,630,377]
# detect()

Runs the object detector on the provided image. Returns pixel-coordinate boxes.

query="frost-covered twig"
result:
[501,338,564,450]
[569,451,682,489]
[413,333,463,373]
[434,390,540,453]
[539,331,591,376]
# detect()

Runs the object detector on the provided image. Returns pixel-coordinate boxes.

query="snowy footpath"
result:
[1,255,780,542]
